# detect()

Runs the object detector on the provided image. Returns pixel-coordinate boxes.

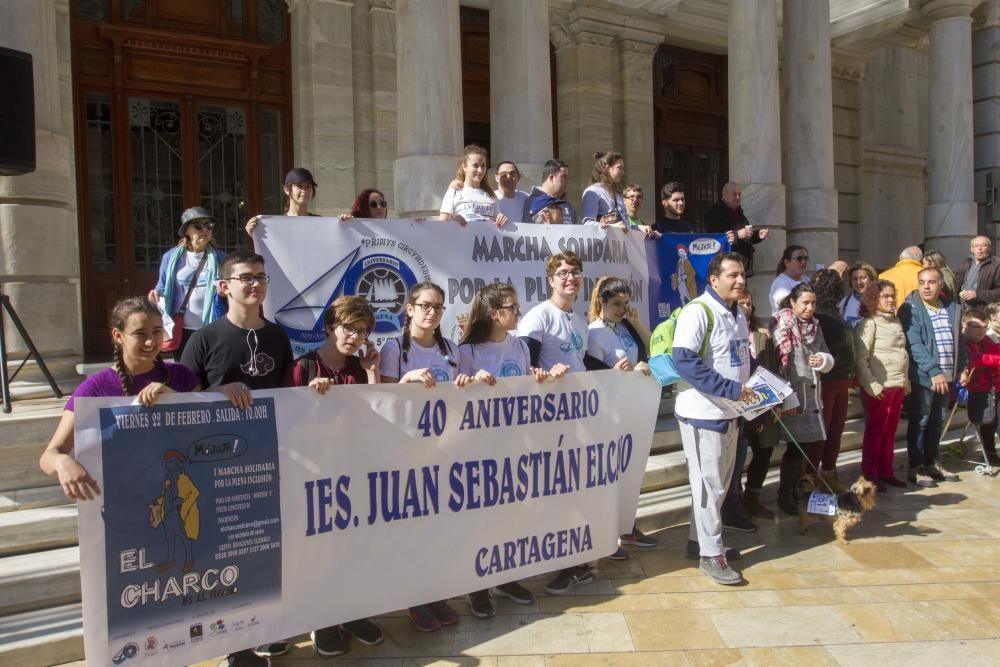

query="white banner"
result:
[254,217,653,356]
[75,371,659,666]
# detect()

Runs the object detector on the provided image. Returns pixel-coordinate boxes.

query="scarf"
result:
[773,307,818,370]
[161,246,220,327]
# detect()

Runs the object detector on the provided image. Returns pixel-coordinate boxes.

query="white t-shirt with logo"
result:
[673,293,752,420]
[379,336,462,382]
[439,186,498,224]
[175,251,209,329]
[587,319,639,367]
[458,334,532,378]
[516,300,588,373]
[496,191,529,223]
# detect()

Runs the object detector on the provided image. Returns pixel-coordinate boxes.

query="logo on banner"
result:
[189,623,203,642]
[112,642,138,664]
[343,253,422,334]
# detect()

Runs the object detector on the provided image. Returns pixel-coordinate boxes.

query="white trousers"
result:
[679,419,738,557]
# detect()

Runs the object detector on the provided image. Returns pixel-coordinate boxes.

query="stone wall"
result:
[974,2,1000,240]
[832,55,864,264]
[860,45,929,271]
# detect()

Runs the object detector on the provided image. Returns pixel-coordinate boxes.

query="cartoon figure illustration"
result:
[150,449,200,573]
[671,245,698,305]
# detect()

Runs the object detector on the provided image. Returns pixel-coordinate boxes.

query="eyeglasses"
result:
[340,324,370,339]
[414,302,446,314]
[226,273,270,285]
[623,195,643,201]
[496,304,521,315]
[368,200,387,209]
[190,222,215,231]
[791,256,809,263]
[553,270,583,280]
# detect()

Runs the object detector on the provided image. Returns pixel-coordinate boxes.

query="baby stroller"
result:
[942,371,997,477]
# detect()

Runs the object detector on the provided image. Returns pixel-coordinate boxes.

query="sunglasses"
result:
[190,222,215,231]
[368,200,387,209]
[791,256,809,263]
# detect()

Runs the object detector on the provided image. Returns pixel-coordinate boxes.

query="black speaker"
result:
[0,47,35,176]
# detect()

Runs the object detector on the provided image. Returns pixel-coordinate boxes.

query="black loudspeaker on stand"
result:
[0,288,63,413]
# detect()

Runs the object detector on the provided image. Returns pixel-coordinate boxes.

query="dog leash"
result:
[773,411,838,496]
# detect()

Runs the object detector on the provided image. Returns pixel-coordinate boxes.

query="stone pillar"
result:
[394,0,463,217]
[973,1,1000,239]
[489,0,552,190]
[618,36,659,223]
[782,0,838,269]
[921,0,979,262]
[728,0,784,310]
[0,0,81,371]
[288,0,357,214]
[370,0,397,212]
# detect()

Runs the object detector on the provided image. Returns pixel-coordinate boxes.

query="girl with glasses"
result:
[148,206,226,357]
[377,281,472,633]
[289,296,385,657]
[768,244,811,313]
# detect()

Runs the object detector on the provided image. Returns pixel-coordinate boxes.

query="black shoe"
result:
[219,650,270,667]
[467,589,496,618]
[604,547,629,560]
[777,495,799,516]
[722,515,758,533]
[311,626,348,657]
[545,566,593,595]
[341,618,383,645]
[492,581,535,605]
[253,641,289,658]
[686,540,741,561]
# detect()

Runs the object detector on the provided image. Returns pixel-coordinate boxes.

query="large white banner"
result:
[254,217,654,355]
[75,371,660,666]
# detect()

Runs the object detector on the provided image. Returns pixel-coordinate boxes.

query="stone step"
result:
[0,485,68,514]
[0,603,83,667]
[0,397,72,496]
[0,505,78,557]
[0,547,81,617]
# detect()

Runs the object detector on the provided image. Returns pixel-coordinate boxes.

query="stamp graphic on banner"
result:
[98,399,281,645]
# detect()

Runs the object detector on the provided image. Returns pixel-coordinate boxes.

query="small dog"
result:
[797,475,877,544]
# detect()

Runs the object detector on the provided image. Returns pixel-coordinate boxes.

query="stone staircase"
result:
[0,385,970,666]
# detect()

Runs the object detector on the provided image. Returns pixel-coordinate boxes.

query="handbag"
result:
[161,252,209,352]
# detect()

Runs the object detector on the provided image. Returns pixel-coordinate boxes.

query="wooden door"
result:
[71,0,291,358]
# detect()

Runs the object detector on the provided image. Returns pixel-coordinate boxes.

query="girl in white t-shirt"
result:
[459,283,569,382]
[376,281,471,632]
[586,277,658,551]
[586,277,651,374]
[439,145,510,228]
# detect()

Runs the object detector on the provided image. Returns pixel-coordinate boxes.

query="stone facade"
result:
[2,0,997,371]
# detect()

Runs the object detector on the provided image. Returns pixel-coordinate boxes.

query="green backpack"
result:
[649,301,715,359]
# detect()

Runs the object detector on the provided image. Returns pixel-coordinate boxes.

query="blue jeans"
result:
[905,385,948,467]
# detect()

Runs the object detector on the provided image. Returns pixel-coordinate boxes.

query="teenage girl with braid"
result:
[39,297,201,501]
[377,281,472,632]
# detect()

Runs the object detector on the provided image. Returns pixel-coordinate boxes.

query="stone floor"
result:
[61,455,1000,667]
[187,457,1000,667]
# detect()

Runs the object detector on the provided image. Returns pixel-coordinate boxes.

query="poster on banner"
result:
[647,233,730,323]
[75,371,661,667]
[253,217,650,357]
[705,366,794,420]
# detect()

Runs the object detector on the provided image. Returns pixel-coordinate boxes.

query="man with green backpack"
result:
[668,252,756,585]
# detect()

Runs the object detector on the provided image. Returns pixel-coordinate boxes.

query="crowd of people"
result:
[37,143,1000,666]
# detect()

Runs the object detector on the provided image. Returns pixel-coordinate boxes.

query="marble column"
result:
[489,0,552,190]
[782,0,839,269]
[973,1,1000,238]
[0,0,81,372]
[287,0,357,214]
[728,0,784,310]
[370,0,397,210]
[394,0,463,217]
[921,0,979,262]
[618,37,659,223]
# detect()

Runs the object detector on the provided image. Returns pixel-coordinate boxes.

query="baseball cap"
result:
[529,194,566,218]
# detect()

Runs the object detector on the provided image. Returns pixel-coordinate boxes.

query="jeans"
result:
[905,384,948,467]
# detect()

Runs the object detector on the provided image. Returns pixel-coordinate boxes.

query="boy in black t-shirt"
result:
[181,249,292,665]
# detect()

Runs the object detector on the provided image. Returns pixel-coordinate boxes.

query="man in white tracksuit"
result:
[672,252,755,585]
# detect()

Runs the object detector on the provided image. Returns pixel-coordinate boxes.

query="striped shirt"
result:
[925,303,955,381]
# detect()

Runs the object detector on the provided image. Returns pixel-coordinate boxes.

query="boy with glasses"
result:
[180,249,294,665]
[516,251,613,594]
